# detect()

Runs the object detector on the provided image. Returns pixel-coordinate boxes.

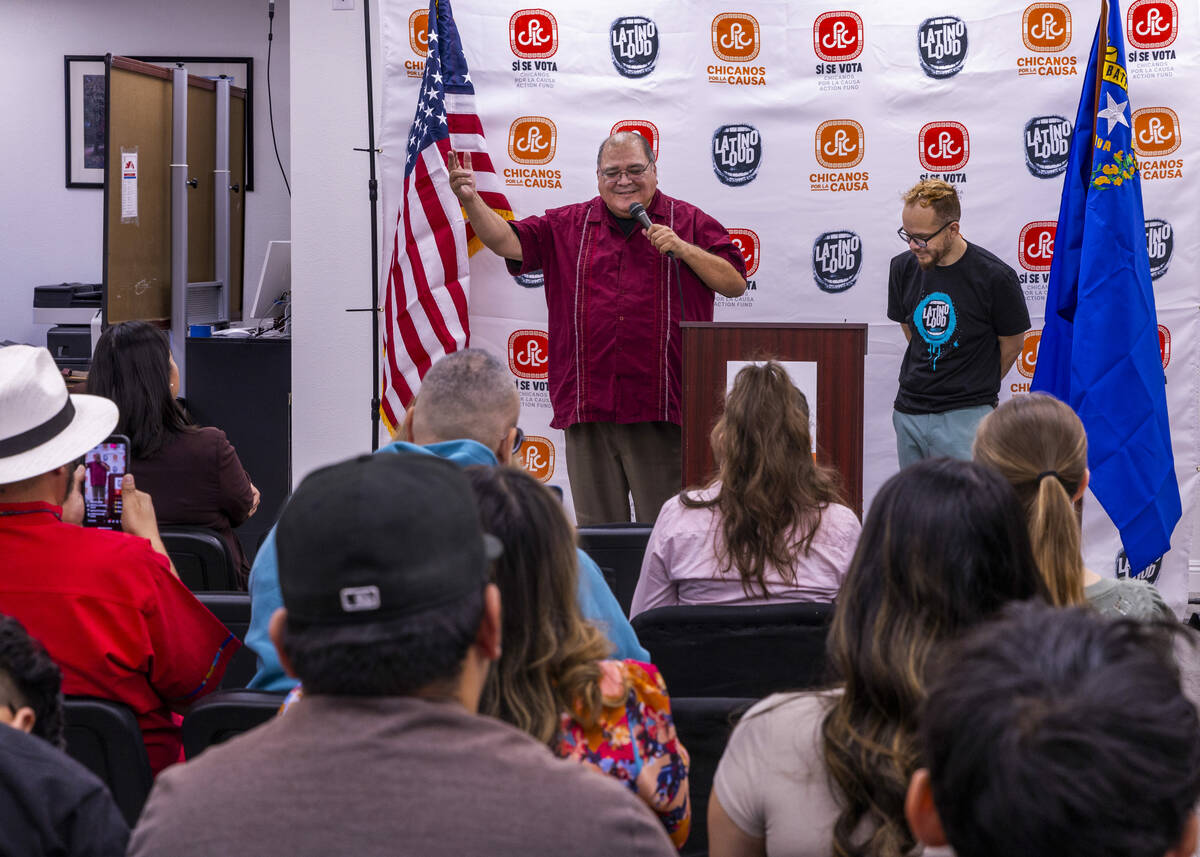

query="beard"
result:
[914,243,949,271]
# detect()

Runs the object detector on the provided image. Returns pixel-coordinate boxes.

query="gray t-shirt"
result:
[1084,576,1174,622]
[128,694,676,857]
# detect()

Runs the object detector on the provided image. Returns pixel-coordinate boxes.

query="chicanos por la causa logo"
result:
[918,16,968,79]
[815,119,864,169]
[1019,221,1057,272]
[1018,4,1077,76]
[712,124,763,187]
[518,435,556,482]
[507,329,549,380]
[1132,107,1181,157]
[1016,329,1041,379]
[507,116,557,166]
[709,13,766,86]
[1127,0,1178,49]
[812,230,863,293]
[1145,218,1173,280]
[610,120,660,160]
[405,9,428,77]
[918,121,969,174]
[610,16,659,78]
[727,228,760,277]
[814,11,864,61]
[510,9,558,59]
[1024,115,1073,178]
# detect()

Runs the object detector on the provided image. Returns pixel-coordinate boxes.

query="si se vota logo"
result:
[712,124,763,187]
[1024,115,1073,178]
[918,16,968,78]
[812,230,863,293]
[610,16,659,78]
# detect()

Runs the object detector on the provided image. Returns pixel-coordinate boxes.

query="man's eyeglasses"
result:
[599,163,651,181]
[511,426,525,456]
[897,220,956,248]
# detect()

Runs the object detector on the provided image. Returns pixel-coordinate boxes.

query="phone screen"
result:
[82,435,130,530]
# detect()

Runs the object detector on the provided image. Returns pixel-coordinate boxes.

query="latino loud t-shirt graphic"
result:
[913,291,958,370]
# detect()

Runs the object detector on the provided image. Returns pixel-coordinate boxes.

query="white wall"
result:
[289,1,382,483]
[0,0,291,347]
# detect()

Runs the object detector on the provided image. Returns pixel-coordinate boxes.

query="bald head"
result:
[410,349,519,450]
[596,132,655,168]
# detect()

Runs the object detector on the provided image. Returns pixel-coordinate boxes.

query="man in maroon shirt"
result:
[449,133,747,524]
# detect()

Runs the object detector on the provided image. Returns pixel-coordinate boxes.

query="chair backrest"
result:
[672,696,757,857]
[182,689,284,759]
[161,525,239,591]
[194,591,257,689]
[63,696,153,827]
[577,524,654,616]
[632,602,835,698]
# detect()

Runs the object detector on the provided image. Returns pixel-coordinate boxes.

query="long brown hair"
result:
[680,361,844,598]
[466,466,612,745]
[972,393,1088,607]
[820,459,1046,857]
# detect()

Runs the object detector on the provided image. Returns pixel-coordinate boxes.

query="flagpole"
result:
[358,0,383,451]
[1093,0,1108,125]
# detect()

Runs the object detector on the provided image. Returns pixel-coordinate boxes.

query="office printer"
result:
[34,283,101,370]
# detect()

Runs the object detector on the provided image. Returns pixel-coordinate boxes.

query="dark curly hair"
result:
[0,615,67,749]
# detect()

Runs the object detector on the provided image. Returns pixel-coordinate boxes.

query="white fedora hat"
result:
[0,345,118,485]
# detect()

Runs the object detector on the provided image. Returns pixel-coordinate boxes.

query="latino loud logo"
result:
[918,16,968,78]
[1024,115,1072,178]
[610,16,659,78]
[1115,549,1164,584]
[1145,218,1174,280]
[513,270,545,289]
[812,230,863,293]
[712,124,763,187]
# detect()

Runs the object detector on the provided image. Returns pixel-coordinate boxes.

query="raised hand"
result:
[448,150,478,203]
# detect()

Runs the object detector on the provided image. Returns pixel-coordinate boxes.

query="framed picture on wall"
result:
[64,55,106,188]
[63,54,255,191]
[132,56,255,191]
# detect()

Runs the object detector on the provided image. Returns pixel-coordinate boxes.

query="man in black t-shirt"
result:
[887,180,1030,467]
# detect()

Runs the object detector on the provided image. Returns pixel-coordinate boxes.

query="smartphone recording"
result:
[82,434,130,530]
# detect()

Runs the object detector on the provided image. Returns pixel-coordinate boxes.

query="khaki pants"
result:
[564,421,681,525]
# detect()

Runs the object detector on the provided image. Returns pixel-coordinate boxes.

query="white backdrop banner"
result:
[380,0,1198,610]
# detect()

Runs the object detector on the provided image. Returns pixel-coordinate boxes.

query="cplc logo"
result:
[712,13,761,62]
[919,122,969,172]
[1022,3,1072,52]
[408,9,429,57]
[918,16,968,78]
[712,123,763,187]
[507,329,549,380]
[1145,218,1174,280]
[1132,107,1180,157]
[518,435,556,482]
[1127,0,1178,49]
[812,230,863,293]
[728,228,760,277]
[813,11,864,62]
[1017,329,1042,379]
[1115,549,1163,584]
[510,9,558,60]
[610,16,659,78]
[815,119,865,169]
[1019,221,1057,271]
[1024,115,1073,178]
[508,116,557,166]
[610,120,660,160]
[1159,324,1172,369]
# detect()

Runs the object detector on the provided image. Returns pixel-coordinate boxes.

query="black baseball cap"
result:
[276,453,502,627]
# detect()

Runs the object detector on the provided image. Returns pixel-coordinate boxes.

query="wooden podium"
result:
[681,322,868,516]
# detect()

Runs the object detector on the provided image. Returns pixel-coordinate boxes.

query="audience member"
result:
[87,321,259,587]
[0,615,130,857]
[707,458,1047,857]
[631,362,859,616]
[246,348,646,691]
[973,392,1173,619]
[128,454,677,857]
[468,465,690,847]
[0,345,239,775]
[907,602,1200,857]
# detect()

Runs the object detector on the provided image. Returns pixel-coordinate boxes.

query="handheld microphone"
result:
[629,202,674,258]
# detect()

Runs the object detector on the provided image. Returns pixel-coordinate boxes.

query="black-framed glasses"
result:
[511,426,526,456]
[897,220,956,248]
[599,162,651,181]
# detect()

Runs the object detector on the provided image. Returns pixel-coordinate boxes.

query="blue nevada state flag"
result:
[1031,0,1180,573]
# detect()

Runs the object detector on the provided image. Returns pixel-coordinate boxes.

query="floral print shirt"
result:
[556,660,691,849]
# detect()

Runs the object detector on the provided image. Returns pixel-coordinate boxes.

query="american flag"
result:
[381,0,512,429]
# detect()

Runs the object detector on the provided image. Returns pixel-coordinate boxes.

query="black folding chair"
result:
[577,524,654,616]
[63,696,153,827]
[161,525,239,591]
[194,591,258,688]
[182,689,284,759]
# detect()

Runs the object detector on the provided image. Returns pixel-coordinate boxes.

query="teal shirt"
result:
[245,439,648,691]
